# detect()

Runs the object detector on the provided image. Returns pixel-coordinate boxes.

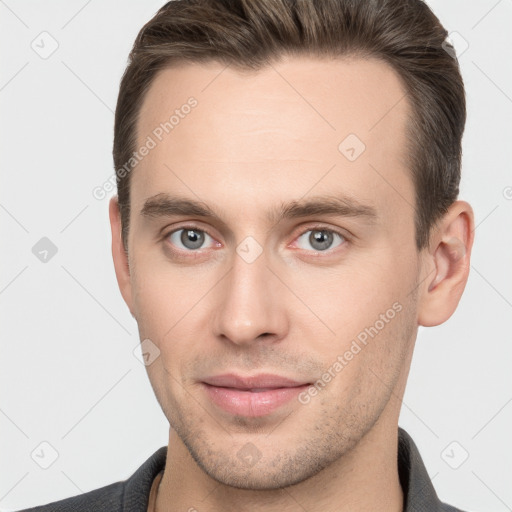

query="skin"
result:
[109,55,474,512]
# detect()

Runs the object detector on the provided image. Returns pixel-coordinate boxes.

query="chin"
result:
[191,446,335,491]
[203,467,310,491]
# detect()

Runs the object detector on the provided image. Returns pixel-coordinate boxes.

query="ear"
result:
[109,196,135,317]
[417,200,475,327]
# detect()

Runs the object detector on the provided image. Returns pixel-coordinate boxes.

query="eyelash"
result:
[161,223,350,257]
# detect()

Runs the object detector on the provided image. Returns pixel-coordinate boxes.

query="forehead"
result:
[131,55,414,230]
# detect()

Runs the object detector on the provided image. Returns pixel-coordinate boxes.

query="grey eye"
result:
[296,230,344,252]
[169,228,211,250]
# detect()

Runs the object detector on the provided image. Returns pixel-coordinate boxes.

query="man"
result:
[19,0,474,510]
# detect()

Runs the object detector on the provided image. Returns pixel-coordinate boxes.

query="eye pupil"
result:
[180,229,205,249]
[309,230,333,251]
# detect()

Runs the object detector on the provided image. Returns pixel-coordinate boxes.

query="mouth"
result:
[200,373,312,417]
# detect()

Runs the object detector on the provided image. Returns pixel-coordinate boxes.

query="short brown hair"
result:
[113,0,465,252]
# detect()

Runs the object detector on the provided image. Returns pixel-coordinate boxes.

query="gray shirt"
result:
[16,427,467,511]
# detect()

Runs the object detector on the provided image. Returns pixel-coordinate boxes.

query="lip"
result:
[202,373,309,389]
[201,373,311,417]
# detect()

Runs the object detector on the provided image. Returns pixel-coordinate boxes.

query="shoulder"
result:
[439,503,472,512]
[14,446,167,512]
[397,428,471,512]
[14,481,125,512]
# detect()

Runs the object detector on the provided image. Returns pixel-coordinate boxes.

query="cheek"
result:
[316,296,415,417]
[130,245,189,310]
[130,258,215,358]
[289,255,402,337]
[290,251,417,380]
[130,257,185,340]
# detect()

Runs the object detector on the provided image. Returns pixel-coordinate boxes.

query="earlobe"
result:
[108,196,135,316]
[417,201,475,327]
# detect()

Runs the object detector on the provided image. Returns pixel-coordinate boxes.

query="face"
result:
[119,56,425,489]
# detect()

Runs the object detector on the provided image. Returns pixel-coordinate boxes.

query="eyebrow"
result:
[140,193,379,225]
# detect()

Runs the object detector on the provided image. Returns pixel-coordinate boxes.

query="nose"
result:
[212,247,289,346]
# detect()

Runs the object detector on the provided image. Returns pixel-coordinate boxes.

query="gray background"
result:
[1,1,511,510]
